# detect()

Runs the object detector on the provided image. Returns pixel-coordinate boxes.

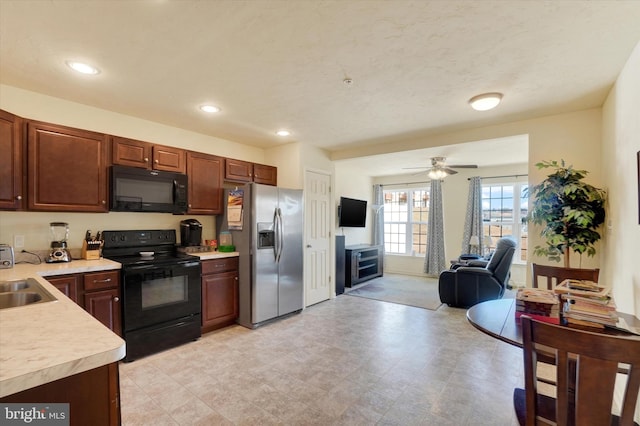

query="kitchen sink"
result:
[0,281,30,292]
[0,278,57,310]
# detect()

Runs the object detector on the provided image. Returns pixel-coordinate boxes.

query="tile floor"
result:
[119,276,524,425]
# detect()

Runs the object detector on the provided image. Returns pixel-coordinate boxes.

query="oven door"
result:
[122,259,201,332]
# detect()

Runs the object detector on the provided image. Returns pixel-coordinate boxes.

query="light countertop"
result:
[0,259,125,398]
[189,251,239,261]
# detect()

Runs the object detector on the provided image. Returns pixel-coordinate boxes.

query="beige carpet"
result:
[346,274,442,310]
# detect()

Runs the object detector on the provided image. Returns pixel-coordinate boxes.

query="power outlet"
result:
[14,235,25,248]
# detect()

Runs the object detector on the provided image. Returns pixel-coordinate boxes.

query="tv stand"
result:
[345,244,383,287]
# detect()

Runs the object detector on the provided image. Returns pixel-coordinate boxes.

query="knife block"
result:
[82,240,102,260]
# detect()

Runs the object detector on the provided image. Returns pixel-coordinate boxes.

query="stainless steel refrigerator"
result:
[218,183,304,329]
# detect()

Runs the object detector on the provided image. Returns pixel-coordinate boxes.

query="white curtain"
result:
[373,184,384,246]
[424,179,446,276]
[461,176,483,255]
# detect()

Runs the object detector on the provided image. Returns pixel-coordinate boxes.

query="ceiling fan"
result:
[404,157,478,179]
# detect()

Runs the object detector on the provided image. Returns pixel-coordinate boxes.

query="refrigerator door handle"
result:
[275,208,284,263]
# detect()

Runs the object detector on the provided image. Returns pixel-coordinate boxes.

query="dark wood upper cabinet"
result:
[225,158,253,183]
[153,144,185,173]
[225,158,277,186]
[111,136,151,169]
[112,136,185,173]
[253,163,277,186]
[186,151,224,214]
[0,110,25,210]
[27,121,108,212]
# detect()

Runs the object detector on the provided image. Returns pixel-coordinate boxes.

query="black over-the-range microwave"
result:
[110,165,188,214]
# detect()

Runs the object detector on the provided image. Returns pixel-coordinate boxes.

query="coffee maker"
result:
[47,222,72,263]
[180,219,203,247]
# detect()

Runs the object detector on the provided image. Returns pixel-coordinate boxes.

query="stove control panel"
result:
[102,230,177,249]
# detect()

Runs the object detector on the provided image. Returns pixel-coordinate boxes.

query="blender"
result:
[47,222,72,263]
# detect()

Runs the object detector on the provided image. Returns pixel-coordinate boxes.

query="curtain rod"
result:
[381,181,431,187]
[468,174,527,181]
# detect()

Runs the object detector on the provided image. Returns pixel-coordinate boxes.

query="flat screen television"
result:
[338,197,367,227]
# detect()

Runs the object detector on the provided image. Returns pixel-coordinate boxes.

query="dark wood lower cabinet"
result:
[1,363,120,426]
[201,257,239,333]
[47,274,81,304]
[45,270,122,336]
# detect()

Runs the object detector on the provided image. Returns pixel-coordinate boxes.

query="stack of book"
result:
[554,279,618,328]
[515,288,561,324]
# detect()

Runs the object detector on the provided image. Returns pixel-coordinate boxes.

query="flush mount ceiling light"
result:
[275,130,291,137]
[469,92,503,111]
[66,61,100,75]
[199,105,221,113]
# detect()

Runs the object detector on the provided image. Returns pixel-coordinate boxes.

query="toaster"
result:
[0,244,15,269]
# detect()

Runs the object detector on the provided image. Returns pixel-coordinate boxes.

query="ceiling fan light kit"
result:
[404,156,478,179]
[469,92,503,111]
[428,168,449,180]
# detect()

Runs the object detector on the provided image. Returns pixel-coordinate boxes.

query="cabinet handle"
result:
[154,159,159,164]
[102,200,106,204]
[235,277,238,281]
[144,157,149,162]
[93,278,112,283]
[113,297,120,302]
[16,195,22,200]
[306,244,312,248]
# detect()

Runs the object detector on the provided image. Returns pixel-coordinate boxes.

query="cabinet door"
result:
[225,158,253,183]
[84,288,122,336]
[27,121,108,212]
[0,110,25,210]
[202,271,238,331]
[47,274,81,304]
[253,163,277,186]
[111,136,151,169]
[153,144,185,173]
[0,363,121,426]
[187,151,224,214]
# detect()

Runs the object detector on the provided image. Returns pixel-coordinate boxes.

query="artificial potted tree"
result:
[527,160,606,268]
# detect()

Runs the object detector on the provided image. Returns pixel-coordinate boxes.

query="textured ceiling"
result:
[1,1,639,175]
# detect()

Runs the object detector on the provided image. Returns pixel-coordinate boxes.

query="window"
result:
[482,183,528,262]
[383,188,429,255]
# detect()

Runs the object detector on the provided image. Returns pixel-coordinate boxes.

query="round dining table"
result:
[466,298,640,348]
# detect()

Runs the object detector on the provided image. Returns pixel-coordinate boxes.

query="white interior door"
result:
[304,170,331,306]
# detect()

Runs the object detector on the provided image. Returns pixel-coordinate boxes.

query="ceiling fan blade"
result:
[402,166,430,170]
[449,164,478,168]
[442,167,459,175]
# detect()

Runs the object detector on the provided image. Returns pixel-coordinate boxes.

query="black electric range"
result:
[102,229,202,362]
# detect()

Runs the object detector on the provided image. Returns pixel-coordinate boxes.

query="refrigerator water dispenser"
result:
[257,223,274,249]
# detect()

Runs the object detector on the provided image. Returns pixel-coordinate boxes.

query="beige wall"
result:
[333,164,373,247]
[0,85,264,161]
[601,41,640,317]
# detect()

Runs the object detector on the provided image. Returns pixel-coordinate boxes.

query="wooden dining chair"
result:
[531,263,600,290]
[514,316,640,426]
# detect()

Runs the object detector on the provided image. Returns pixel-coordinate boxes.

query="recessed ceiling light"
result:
[469,92,503,111]
[66,61,100,75]
[276,130,291,137]
[200,105,221,113]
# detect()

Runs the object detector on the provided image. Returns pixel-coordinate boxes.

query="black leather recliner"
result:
[438,237,516,308]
